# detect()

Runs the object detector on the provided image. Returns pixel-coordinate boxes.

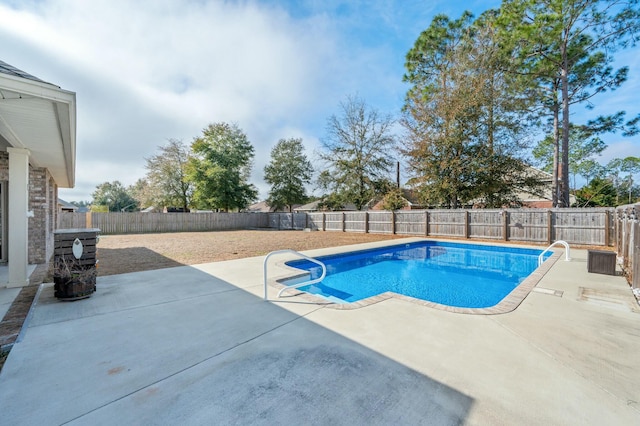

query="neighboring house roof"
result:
[58,199,78,212]
[294,200,322,212]
[248,201,301,213]
[248,201,274,213]
[0,60,76,187]
[294,200,359,212]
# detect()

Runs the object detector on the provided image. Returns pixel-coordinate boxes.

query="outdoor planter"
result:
[53,228,100,300]
[53,266,97,300]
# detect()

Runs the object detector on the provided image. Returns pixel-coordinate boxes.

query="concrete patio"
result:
[0,240,638,425]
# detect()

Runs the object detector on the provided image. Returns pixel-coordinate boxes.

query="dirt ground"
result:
[96,230,409,276]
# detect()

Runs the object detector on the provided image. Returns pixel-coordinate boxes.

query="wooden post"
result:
[464,210,470,239]
[614,209,619,255]
[365,211,369,234]
[425,210,429,236]
[502,210,508,241]
[322,213,326,231]
[547,209,553,245]
[392,211,397,235]
[342,212,346,232]
[604,210,610,247]
[633,208,639,289]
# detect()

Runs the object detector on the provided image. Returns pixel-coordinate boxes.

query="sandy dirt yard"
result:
[96,230,409,276]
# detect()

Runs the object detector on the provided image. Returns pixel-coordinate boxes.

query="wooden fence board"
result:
[469,210,503,240]
[395,211,426,235]
[344,212,367,232]
[507,210,549,243]
[368,211,393,234]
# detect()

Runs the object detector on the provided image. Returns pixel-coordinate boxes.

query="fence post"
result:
[322,213,326,231]
[86,211,92,228]
[634,206,639,289]
[425,210,429,236]
[365,211,369,234]
[615,209,620,255]
[604,210,610,247]
[547,210,553,245]
[392,211,396,235]
[502,210,508,241]
[342,212,346,232]
[464,210,470,239]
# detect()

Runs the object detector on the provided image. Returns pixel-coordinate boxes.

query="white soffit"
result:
[0,72,76,188]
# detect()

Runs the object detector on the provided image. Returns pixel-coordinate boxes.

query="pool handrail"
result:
[263,249,327,301]
[538,240,571,267]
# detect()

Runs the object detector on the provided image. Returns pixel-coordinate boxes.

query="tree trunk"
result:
[560,31,571,207]
[552,101,560,208]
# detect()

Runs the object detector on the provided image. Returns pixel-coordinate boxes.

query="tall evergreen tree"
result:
[498,0,640,207]
[402,11,539,208]
[264,138,313,212]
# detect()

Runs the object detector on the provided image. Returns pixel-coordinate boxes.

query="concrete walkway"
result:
[0,241,638,425]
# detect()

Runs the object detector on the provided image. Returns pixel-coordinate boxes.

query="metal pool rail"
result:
[538,240,571,267]
[263,249,327,300]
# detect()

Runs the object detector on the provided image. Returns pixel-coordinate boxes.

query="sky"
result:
[1,0,638,203]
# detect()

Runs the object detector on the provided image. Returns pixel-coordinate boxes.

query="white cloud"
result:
[1,0,362,201]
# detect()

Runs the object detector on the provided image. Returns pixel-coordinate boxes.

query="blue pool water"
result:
[283,241,551,308]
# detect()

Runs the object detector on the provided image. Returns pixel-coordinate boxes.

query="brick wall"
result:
[0,152,57,264]
[28,166,56,264]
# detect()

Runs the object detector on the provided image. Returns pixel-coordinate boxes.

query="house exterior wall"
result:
[0,152,57,264]
[28,165,56,264]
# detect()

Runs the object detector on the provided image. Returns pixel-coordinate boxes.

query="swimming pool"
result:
[282,241,553,309]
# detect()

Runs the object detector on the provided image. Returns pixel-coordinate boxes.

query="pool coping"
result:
[269,239,564,314]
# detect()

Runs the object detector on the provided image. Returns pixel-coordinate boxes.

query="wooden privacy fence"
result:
[58,212,268,235]
[615,203,639,290]
[58,208,615,247]
[305,208,615,246]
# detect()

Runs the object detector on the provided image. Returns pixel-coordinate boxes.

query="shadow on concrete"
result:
[97,247,186,276]
[0,264,473,424]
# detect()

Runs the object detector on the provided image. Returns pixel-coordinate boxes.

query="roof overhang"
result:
[0,72,76,188]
